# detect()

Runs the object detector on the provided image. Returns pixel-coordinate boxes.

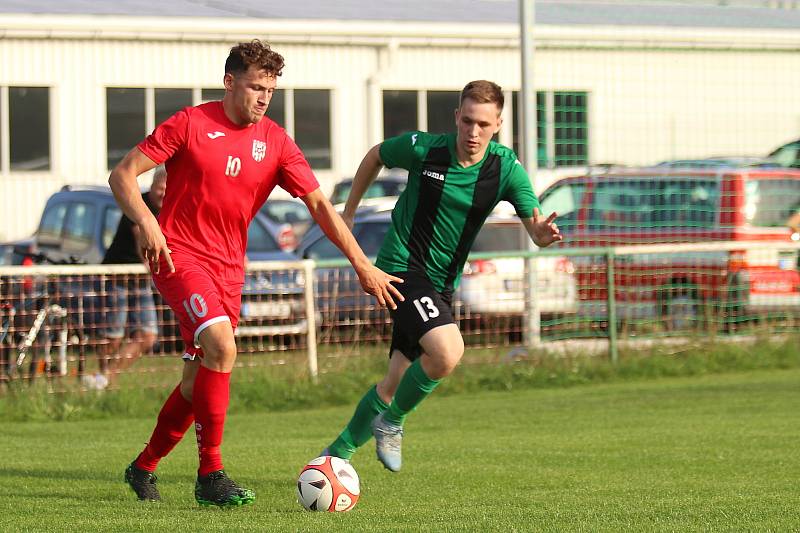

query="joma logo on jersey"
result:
[252,140,267,162]
[422,169,445,181]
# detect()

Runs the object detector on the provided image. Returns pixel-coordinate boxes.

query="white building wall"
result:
[0,21,799,240]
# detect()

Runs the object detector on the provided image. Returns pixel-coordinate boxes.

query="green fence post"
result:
[606,250,618,364]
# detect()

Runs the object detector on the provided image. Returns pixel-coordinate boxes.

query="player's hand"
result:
[532,212,563,247]
[139,217,175,274]
[356,265,404,310]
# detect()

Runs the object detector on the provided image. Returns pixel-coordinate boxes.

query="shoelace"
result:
[375,425,403,452]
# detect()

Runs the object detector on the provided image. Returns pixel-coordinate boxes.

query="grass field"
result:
[1,367,798,531]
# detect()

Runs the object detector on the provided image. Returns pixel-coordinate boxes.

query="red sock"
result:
[192,365,231,476]
[135,384,194,472]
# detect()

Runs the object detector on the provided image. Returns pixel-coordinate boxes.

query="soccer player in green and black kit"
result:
[322,80,562,472]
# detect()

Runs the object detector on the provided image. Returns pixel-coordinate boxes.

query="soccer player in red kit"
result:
[109,40,404,507]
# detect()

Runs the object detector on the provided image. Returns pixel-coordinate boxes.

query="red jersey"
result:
[138,101,318,281]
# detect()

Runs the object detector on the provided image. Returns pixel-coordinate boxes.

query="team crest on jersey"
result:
[252,140,267,162]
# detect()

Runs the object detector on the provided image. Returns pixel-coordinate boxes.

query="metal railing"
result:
[3,239,800,390]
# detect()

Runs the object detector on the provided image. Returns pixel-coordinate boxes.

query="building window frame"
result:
[106,86,333,171]
[0,85,54,174]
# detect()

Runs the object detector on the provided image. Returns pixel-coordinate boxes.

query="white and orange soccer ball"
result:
[296,456,360,512]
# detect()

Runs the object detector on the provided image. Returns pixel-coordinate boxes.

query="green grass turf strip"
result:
[1,368,798,531]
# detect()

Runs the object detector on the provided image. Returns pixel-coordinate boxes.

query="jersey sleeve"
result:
[379,131,424,170]
[504,159,540,218]
[137,107,191,164]
[277,132,320,198]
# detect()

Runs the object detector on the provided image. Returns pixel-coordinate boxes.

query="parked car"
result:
[0,238,36,266]
[768,138,800,169]
[329,172,407,208]
[296,202,577,326]
[259,198,313,244]
[1,185,307,341]
[458,210,577,317]
[538,168,800,329]
[654,157,779,169]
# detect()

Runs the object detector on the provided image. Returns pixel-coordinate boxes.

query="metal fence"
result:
[2,239,799,391]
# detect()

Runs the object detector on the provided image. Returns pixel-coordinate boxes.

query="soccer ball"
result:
[296,456,360,512]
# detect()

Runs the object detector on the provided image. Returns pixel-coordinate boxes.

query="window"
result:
[294,89,331,169]
[155,89,192,126]
[38,203,68,245]
[107,86,330,169]
[260,200,310,226]
[106,88,146,169]
[354,222,391,257]
[426,91,460,134]
[769,141,800,169]
[745,179,800,228]
[102,206,122,251]
[62,202,97,252]
[512,91,547,167]
[9,87,50,171]
[512,90,587,168]
[303,232,343,260]
[330,178,406,205]
[267,89,285,127]
[540,181,586,234]
[201,89,224,103]
[202,88,286,127]
[472,223,526,252]
[383,90,417,139]
[588,178,719,231]
[553,92,588,167]
[246,218,280,253]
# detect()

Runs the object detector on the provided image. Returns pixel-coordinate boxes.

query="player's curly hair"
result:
[225,39,285,77]
[460,80,504,111]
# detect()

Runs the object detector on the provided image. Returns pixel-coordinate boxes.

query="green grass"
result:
[4,334,800,423]
[1,367,798,531]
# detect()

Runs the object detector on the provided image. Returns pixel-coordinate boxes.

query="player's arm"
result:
[301,188,403,309]
[521,208,563,248]
[131,224,148,264]
[109,148,174,273]
[342,144,384,228]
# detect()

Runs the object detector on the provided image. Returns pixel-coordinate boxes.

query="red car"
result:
[538,168,800,330]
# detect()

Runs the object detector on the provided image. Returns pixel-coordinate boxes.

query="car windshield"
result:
[304,220,390,260]
[331,179,406,204]
[744,178,800,227]
[261,201,311,225]
[247,218,280,252]
[769,142,800,168]
[472,224,526,252]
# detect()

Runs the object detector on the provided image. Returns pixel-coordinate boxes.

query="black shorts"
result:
[387,272,455,361]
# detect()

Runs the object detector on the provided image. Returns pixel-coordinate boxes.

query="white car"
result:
[458,210,578,317]
[298,202,577,322]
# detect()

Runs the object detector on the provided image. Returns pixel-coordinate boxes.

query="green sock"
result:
[327,385,388,460]
[383,358,441,427]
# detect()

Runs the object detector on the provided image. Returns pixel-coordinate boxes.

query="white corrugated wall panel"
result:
[1,31,799,239]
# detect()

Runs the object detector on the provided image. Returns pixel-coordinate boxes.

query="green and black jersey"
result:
[376,131,539,292]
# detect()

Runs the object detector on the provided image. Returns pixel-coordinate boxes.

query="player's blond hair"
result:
[225,40,285,77]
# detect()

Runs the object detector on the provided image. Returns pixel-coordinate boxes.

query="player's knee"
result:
[201,335,237,366]
[425,348,463,379]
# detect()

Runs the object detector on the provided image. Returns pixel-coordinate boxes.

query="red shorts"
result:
[152,257,243,359]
